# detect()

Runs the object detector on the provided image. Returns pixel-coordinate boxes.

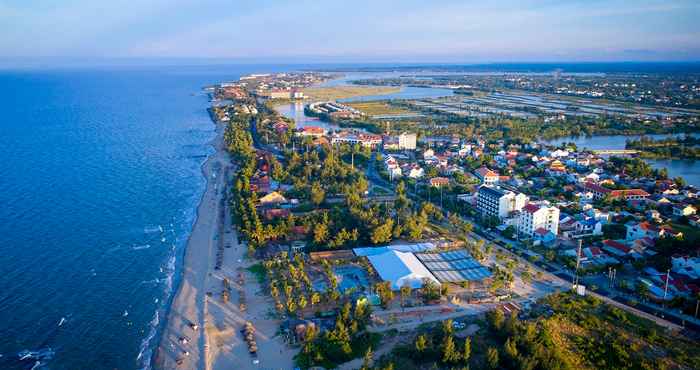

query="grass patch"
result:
[302,86,401,101]
[345,101,415,116]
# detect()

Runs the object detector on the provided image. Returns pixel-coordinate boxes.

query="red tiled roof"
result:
[301,126,325,134]
[603,240,631,253]
[534,227,549,236]
[523,204,541,213]
[475,166,498,178]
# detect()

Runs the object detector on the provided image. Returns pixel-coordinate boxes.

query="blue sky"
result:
[1,0,699,63]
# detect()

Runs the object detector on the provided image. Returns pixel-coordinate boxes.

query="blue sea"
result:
[0,65,294,370]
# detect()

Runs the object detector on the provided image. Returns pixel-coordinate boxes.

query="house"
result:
[573,217,603,237]
[258,191,288,206]
[582,182,650,201]
[296,126,326,137]
[626,221,661,240]
[547,160,567,175]
[601,239,634,258]
[429,177,450,188]
[672,204,697,217]
[671,255,700,279]
[263,208,291,220]
[533,228,557,245]
[406,165,424,179]
[474,166,500,185]
[689,215,700,228]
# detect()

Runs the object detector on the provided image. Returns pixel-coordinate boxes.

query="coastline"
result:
[154,109,294,370]
[154,117,228,370]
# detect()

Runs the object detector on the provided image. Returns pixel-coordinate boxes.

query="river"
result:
[541,134,700,187]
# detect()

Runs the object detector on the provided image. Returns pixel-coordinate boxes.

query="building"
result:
[517,203,560,237]
[477,186,528,221]
[626,221,661,240]
[383,132,417,151]
[672,204,697,217]
[429,177,450,188]
[474,166,500,185]
[582,182,649,201]
[671,255,700,279]
[397,132,417,150]
[406,165,424,179]
[365,249,440,290]
[295,126,326,138]
[384,155,402,179]
[330,132,382,148]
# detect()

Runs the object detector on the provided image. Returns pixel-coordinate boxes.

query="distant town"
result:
[197,69,700,370]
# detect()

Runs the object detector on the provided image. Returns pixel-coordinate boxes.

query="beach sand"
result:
[155,124,295,370]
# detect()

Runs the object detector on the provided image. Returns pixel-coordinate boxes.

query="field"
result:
[301,86,401,101]
[345,101,416,116]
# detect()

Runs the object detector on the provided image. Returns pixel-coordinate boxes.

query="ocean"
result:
[0,65,285,370]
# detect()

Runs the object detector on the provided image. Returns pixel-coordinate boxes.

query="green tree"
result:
[504,337,518,362]
[463,337,471,363]
[488,309,505,332]
[400,285,412,307]
[415,334,428,353]
[371,219,394,244]
[486,347,499,369]
[310,182,325,206]
[360,347,373,370]
[313,222,329,244]
[442,335,460,364]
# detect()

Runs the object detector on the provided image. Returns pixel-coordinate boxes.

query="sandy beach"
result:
[155,123,294,370]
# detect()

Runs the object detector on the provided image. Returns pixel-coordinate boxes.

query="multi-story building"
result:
[517,203,560,237]
[477,186,528,221]
[384,132,417,151]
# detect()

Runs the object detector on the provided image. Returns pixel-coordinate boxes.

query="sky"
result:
[1,0,700,64]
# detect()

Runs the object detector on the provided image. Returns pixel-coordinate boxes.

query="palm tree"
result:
[400,285,412,309]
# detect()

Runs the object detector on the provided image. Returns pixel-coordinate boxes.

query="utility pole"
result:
[573,239,582,289]
[663,269,670,308]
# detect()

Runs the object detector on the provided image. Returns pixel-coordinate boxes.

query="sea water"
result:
[0,65,281,370]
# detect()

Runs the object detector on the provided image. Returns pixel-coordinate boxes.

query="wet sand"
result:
[155,123,294,370]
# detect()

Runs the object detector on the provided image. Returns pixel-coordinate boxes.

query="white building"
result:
[384,155,402,179]
[518,203,560,237]
[398,132,417,150]
[477,186,528,221]
[406,165,424,179]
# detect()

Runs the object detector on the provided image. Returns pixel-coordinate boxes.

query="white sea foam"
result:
[132,244,151,251]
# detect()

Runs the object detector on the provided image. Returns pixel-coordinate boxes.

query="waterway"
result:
[542,134,700,187]
[274,72,454,131]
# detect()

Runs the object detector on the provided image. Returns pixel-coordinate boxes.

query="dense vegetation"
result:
[626,136,700,159]
[370,292,700,370]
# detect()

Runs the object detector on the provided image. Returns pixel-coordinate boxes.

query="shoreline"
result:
[153,116,228,370]
[154,111,295,370]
